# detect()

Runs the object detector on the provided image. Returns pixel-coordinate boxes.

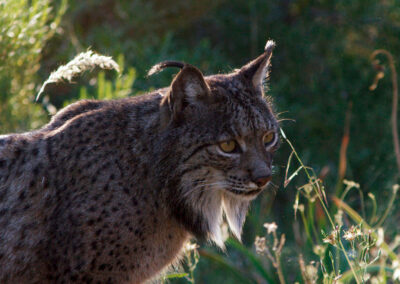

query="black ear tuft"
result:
[147,61,186,76]
[239,40,275,91]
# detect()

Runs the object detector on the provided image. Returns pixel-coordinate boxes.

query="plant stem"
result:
[338,238,361,284]
[274,251,286,284]
[281,129,361,283]
[340,265,394,282]
[280,129,335,227]
[371,49,400,176]
[300,209,312,242]
[332,196,399,262]
[336,102,352,196]
[375,185,398,227]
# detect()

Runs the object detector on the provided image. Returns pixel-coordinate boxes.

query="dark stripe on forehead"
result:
[227,125,240,138]
[251,102,273,129]
[182,143,211,163]
[227,96,272,137]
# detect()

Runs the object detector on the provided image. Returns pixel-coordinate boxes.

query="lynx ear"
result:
[160,65,211,125]
[239,40,275,90]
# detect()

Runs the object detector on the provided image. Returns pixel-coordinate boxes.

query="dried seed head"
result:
[263,222,278,234]
[37,50,120,100]
[254,236,267,254]
[343,179,360,189]
[323,228,339,246]
[343,226,362,241]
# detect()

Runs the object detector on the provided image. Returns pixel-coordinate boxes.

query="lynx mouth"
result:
[226,187,263,196]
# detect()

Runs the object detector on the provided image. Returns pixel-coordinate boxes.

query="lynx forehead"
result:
[0,40,278,283]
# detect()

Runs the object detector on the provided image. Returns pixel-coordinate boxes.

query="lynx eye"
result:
[219,140,238,153]
[263,132,276,147]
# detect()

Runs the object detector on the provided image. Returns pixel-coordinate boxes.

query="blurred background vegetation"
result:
[1,0,400,282]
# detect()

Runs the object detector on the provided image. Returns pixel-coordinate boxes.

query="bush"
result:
[0,0,66,133]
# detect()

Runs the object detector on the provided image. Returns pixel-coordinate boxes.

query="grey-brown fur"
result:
[0,40,279,283]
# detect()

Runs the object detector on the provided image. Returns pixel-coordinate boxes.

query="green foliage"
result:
[0,0,66,133]
[1,0,400,282]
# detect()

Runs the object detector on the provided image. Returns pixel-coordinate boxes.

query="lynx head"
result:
[152,40,279,247]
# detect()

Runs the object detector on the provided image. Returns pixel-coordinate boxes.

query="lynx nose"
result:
[254,175,271,187]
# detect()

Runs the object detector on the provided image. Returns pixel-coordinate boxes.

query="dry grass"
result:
[36,50,120,100]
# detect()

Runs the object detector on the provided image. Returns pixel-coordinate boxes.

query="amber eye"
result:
[263,132,276,146]
[219,140,238,153]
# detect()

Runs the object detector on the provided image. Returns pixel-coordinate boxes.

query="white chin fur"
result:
[187,188,225,249]
[206,192,225,249]
[204,192,250,248]
[222,194,249,241]
[182,177,252,249]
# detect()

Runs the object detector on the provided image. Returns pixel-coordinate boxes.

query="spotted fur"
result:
[0,40,279,283]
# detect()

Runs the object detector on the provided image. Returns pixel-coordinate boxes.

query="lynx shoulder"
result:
[0,40,279,283]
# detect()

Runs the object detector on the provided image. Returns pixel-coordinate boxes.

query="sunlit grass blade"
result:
[285,165,304,188]
[340,265,395,282]
[337,102,352,193]
[375,184,398,227]
[163,273,189,279]
[367,193,378,224]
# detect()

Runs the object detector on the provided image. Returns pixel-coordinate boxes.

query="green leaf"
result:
[163,272,189,279]
[226,238,275,283]
[199,248,255,284]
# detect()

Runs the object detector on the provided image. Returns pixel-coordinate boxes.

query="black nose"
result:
[254,175,271,187]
